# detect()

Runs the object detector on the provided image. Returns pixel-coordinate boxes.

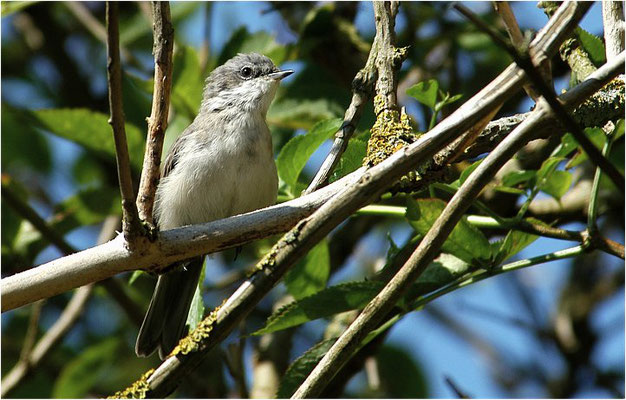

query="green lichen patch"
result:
[573,77,625,128]
[171,303,222,356]
[364,94,424,193]
[108,369,155,399]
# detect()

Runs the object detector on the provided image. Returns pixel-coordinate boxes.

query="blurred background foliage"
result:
[1,1,623,398]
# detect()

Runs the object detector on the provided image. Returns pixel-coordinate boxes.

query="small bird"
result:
[135,53,293,359]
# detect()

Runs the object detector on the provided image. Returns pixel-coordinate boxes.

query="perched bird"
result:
[136,53,293,359]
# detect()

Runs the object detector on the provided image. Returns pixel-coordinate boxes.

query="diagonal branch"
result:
[105,1,142,242]
[136,2,174,224]
[454,3,625,193]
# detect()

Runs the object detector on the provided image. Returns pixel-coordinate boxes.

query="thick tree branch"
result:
[136,2,174,224]
[1,173,363,312]
[105,1,142,241]
[602,1,625,61]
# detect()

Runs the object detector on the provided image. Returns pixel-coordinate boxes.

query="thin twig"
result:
[105,1,142,242]
[454,3,625,193]
[492,1,541,101]
[444,375,472,399]
[303,26,379,194]
[136,1,174,225]
[1,285,94,397]
[17,300,44,363]
[63,2,143,70]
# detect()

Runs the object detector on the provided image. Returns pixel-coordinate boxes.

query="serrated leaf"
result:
[501,170,536,188]
[253,281,384,335]
[276,118,342,196]
[406,79,439,109]
[330,137,368,182]
[172,45,204,118]
[566,127,607,169]
[406,198,492,266]
[219,27,289,66]
[285,240,330,300]
[277,339,336,398]
[540,170,572,200]
[408,253,471,298]
[52,338,120,398]
[29,108,145,171]
[492,226,539,265]
[576,27,606,66]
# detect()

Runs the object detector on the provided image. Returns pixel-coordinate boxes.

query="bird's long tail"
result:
[135,257,204,359]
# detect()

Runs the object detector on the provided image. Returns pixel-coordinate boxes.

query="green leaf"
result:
[253,281,384,335]
[186,260,207,330]
[376,345,428,398]
[456,159,483,186]
[406,198,492,266]
[172,45,204,118]
[218,27,290,66]
[492,185,527,195]
[53,338,120,398]
[501,170,536,188]
[330,137,368,182]
[1,104,52,173]
[285,240,330,300]
[566,127,607,169]
[277,339,336,398]
[406,79,439,109]
[492,225,539,265]
[554,133,579,159]
[268,64,348,130]
[29,108,145,171]
[276,118,342,196]
[128,270,143,285]
[576,27,606,66]
[540,170,572,200]
[409,253,471,298]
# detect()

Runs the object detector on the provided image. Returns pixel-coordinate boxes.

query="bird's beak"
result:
[268,69,294,80]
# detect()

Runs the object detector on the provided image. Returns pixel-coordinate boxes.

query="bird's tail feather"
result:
[135,257,204,359]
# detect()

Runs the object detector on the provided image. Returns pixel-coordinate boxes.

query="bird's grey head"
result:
[201,53,293,116]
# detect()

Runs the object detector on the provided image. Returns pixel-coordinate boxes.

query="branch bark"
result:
[136,2,174,224]
[105,1,142,242]
[602,1,625,61]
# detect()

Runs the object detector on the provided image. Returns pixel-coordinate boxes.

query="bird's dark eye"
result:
[240,66,253,79]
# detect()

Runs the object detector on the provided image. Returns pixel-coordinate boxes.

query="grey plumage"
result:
[135,53,292,359]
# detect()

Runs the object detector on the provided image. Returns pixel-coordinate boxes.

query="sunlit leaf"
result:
[29,108,145,171]
[540,170,572,200]
[330,136,368,182]
[285,240,330,299]
[253,281,384,335]
[406,198,492,266]
[576,27,606,66]
[276,118,342,196]
[406,79,439,109]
